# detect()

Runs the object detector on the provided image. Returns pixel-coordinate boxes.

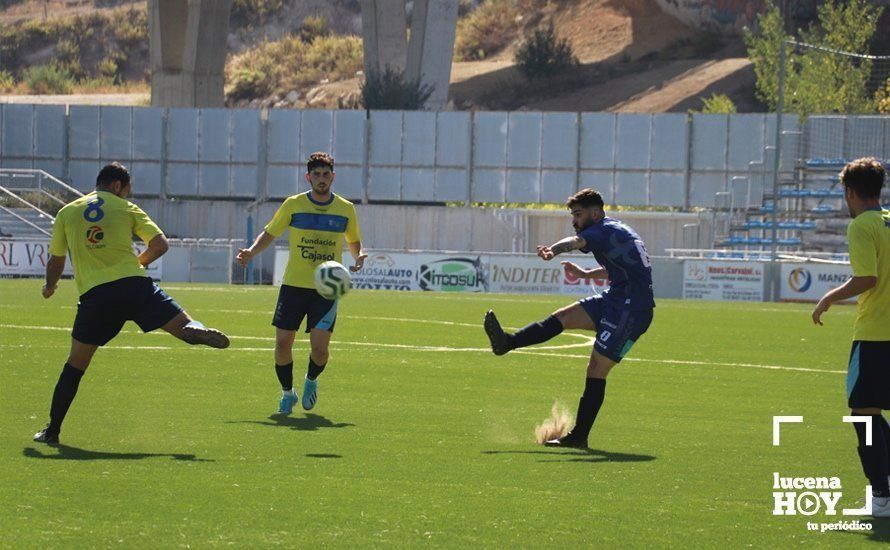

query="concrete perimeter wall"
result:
[134,200,712,255]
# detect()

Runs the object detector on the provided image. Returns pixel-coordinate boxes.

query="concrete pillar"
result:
[150,0,232,108]
[360,0,408,76]
[405,0,458,110]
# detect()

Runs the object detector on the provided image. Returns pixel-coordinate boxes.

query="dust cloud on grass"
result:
[534,401,573,444]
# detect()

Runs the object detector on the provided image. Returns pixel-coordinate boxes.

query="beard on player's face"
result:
[571,208,597,232]
[308,170,333,195]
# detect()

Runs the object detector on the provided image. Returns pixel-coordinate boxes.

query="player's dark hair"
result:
[840,157,885,200]
[96,162,131,188]
[565,188,604,210]
[307,152,334,173]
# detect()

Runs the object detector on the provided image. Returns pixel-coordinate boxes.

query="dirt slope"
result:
[526,57,753,113]
[1,0,756,113]
[553,0,695,63]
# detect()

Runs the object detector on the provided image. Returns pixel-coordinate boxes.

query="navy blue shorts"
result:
[578,296,653,363]
[847,341,890,409]
[72,276,183,346]
[272,285,338,333]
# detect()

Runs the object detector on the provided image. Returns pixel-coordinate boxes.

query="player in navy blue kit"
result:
[484,188,655,449]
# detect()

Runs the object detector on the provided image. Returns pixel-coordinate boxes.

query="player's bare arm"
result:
[537,236,586,260]
[347,240,367,272]
[236,230,276,267]
[812,275,877,325]
[42,254,66,298]
[561,261,607,280]
[138,234,169,267]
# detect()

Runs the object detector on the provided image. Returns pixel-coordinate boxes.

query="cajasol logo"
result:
[788,267,812,292]
[418,257,487,292]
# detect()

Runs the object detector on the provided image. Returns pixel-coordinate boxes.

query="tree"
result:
[744,0,884,116]
[743,1,785,111]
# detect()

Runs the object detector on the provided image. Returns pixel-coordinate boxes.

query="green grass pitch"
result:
[0,279,887,546]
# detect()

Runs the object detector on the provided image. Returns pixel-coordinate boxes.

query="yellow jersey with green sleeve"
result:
[847,208,890,341]
[48,191,163,296]
[265,192,361,289]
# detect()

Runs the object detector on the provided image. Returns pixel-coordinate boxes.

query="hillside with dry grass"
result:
[0,0,760,112]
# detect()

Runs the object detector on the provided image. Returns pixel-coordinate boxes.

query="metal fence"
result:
[2,105,887,208]
[0,107,829,200]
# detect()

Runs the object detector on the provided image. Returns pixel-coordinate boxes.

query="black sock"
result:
[882,416,890,470]
[853,415,890,498]
[509,315,563,350]
[275,362,293,391]
[307,358,326,381]
[47,363,85,435]
[570,377,607,441]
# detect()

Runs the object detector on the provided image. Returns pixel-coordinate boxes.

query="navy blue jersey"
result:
[577,217,655,310]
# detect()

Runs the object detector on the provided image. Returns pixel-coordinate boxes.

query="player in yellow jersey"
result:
[812,157,890,518]
[33,163,230,445]
[236,152,366,414]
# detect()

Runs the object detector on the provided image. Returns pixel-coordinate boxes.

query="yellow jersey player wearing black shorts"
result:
[33,163,230,445]
[237,152,366,415]
[812,157,890,518]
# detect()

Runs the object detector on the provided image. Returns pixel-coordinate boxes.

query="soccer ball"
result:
[313,261,351,299]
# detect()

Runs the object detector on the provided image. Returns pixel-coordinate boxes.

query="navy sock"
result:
[307,358,326,381]
[47,363,85,435]
[853,415,890,498]
[275,362,293,391]
[509,315,563,350]
[571,377,607,441]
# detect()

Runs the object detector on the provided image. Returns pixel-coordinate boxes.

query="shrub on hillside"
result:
[98,56,120,80]
[692,93,738,114]
[228,68,275,100]
[78,75,122,93]
[225,33,362,102]
[360,66,433,110]
[298,16,331,44]
[303,34,363,81]
[23,64,74,94]
[0,8,146,86]
[454,0,520,61]
[0,70,15,93]
[514,22,577,80]
[110,7,148,48]
[231,0,286,28]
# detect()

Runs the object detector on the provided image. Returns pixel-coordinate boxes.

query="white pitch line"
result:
[0,304,551,330]
[0,340,846,374]
[0,343,473,353]
[511,349,845,375]
[0,322,596,352]
[0,344,174,351]
[0,323,843,375]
